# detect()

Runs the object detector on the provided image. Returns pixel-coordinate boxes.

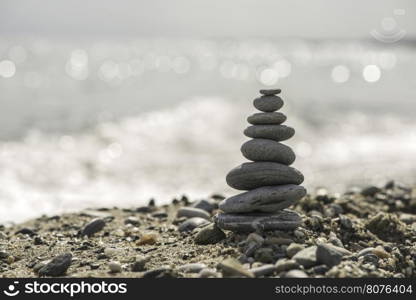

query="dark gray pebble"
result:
[219,185,306,213]
[38,253,72,277]
[226,162,304,190]
[244,125,295,141]
[247,112,286,125]
[215,209,301,232]
[191,199,217,213]
[241,139,295,165]
[15,228,37,236]
[361,186,381,196]
[124,216,140,226]
[178,217,211,232]
[80,218,106,237]
[259,89,281,96]
[254,95,283,112]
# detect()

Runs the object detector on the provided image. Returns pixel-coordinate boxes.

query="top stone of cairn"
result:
[259,89,281,96]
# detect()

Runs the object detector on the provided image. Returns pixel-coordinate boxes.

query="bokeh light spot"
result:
[0,60,16,78]
[363,65,381,82]
[331,65,350,83]
[259,68,279,86]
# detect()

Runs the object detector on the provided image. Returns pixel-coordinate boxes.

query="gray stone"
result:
[124,216,140,226]
[219,185,306,213]
[178,263,207,273]
[33,262,47,274]
[247,112,286,125]
[215,209,301,232]
[191,199,217,213]
[226,162,304,190]
[275,258,299,272]
[284,269,308,278]
[254,248,275,263]
[80,218,105,237]
[244,125,295,141]
[194,224,226,244]
[254,95,283,112]
[312,265,330,275]
[151,211,168,218]
[241,139,295,165]
[316,243,351,267]
[339,214,353,229]
[250,264,277,277]
[361,186,381,196]
[328,235,344,248]
[177,207,211,220]
[286,243,305,258]
[178,217,210,232]
[292,246,317,267]
[259,89,281,96]
[217,258,254,278]
[38,253,72,277]
[246,232,264,245]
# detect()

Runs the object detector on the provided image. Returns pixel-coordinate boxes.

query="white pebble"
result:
[108,261,122,273]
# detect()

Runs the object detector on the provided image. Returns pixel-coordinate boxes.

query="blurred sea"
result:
[1,37,416,223]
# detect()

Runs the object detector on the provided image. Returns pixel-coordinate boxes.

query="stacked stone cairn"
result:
[215,89,306,232]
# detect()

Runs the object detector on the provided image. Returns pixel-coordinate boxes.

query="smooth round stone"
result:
[244,125,295,141]
[253,95,283,112]
[177,207,211,220]
[226,162,304,190]
[178,217,211,232]
[215,209,301,232]
[247,112,286,125]
[259,89,281,96]
[241,139,295,165]
[219,185,306,213]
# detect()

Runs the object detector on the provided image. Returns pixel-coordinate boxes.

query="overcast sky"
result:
[1,0,414,39]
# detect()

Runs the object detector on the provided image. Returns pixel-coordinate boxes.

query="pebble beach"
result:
[1,181,416,278]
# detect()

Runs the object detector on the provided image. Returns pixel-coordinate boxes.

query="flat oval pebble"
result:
[253,95,283,112]
[259,89,281,96]
[178,217,210,232]
[241,139,295,165]
[177,207,211,220]
[244,125,295,141]
[226,162,304,190]
[194,224,226,245]
[38,253,72,277]
[215,209,301,232]
[80,218,106,237]
[219,185,306,213]
[247,112,286,125]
